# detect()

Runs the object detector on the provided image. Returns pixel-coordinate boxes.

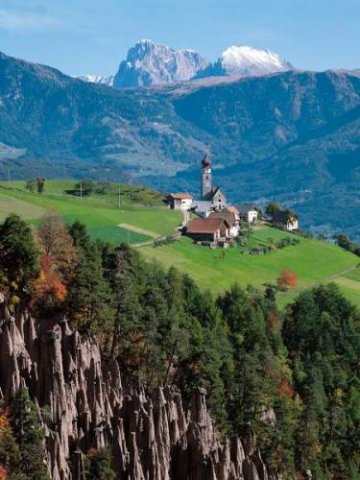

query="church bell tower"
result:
[201,154,212,198]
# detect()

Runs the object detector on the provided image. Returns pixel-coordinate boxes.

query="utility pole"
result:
[80,181,83,199]
[118,184,121,208]
[7,167,10,185]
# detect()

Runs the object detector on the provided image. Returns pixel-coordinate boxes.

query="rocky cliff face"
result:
[0,301,279,480]
[113,39,208,88]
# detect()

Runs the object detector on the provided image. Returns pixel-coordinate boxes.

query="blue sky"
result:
[0,0,359,76]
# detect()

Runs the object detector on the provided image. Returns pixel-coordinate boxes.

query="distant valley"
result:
[0,47,359,240]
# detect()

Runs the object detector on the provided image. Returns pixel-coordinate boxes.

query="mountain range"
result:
[0,49,359,240]
[80,39,293,88]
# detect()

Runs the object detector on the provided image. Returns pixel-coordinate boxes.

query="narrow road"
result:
[133,209,189,248]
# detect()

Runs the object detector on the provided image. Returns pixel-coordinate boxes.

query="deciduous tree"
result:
[277,269,297,289]
[31,255,67,313]
[37,211,76,282]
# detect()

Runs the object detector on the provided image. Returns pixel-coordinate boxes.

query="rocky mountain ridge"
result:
[81,40,292,88]
[0,300,280,480]
[113,39,208,88]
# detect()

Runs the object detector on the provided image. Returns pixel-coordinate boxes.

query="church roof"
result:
[203,186,226,201]
[192,200,213,212]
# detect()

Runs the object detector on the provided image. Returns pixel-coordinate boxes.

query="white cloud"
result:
[0,9,61,31]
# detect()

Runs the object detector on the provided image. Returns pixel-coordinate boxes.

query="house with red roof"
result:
[167,193,194,211]
[186,217,230,244]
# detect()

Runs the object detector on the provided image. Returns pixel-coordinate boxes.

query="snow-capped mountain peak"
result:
[195,45,293,80]
[113,40,209,88]
[220,45,293,76]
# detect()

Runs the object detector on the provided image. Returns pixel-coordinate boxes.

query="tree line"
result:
[0,212,359,480]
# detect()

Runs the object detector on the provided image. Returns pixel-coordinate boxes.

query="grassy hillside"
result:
[0,179,359,309]
[0,180,182,245]
[141,227,360,308]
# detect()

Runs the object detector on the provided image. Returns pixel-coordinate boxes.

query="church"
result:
[167,154,241,246]
[167,154,227,216]
[191,154,227,217]
[187,155,240,245]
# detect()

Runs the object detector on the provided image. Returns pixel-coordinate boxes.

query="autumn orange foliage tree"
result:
[277,269,297,289]
[30,212,78,313]
[36,211,77,283]
[31,255,67,312]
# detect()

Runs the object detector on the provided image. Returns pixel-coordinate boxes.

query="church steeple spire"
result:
[201,154,212,198]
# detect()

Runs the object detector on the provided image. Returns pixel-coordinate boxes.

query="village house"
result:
[237,203,259,223]
[226,205,240,222]
[167,193,193,211]
[209,208,239,238]
[272,210,299,231]
[186,217,230,244]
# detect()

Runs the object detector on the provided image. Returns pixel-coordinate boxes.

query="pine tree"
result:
[10,388,49,480]
[0,214,39,294]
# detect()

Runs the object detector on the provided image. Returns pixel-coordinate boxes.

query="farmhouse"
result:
[237,203,258,223]
[272,210,299,231]
[226,205,240,221]
[186,217,230,243]
[167,193,193,211]
[209,208,239,238]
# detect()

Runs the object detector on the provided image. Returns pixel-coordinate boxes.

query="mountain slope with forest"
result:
[0,213,359,479]
[0,51,359,238]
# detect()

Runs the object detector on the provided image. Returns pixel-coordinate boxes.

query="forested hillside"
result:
[0,213,359,479]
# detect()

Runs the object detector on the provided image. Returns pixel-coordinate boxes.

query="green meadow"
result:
[0,180,182,245]
[0,179,359,309]
[141,229,360,308]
